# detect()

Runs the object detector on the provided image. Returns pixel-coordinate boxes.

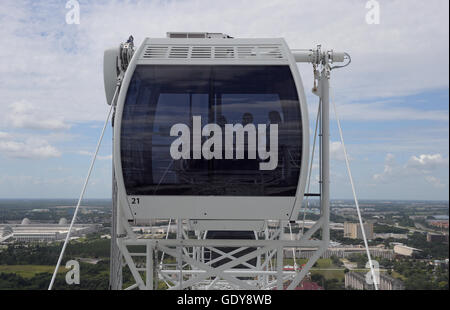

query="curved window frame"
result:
[120,65,303,197]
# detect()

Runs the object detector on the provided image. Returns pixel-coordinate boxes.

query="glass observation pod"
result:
[113,36,309,223]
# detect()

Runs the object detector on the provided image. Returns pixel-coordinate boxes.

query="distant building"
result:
[31,209,50,213]
[13,231,66,242]
[426,233,448,243]
[427,220,449,229]
[409,215,426,221]
[433,215,449,220]
[0,218,101,243]
[374,233,408,240]
[286,245,394,260]
[344,222,374,240]
[432,259,449,267]
[393,244,421,257]
[330,222,344,231]
[345,272,404,290]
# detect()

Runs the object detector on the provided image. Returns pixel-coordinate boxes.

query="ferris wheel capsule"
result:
[105,33,310,224]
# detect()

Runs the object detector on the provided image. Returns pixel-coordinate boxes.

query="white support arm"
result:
[291,47,347,64]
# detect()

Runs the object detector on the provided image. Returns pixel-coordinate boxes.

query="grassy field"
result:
[312,269,345,281]
[283,258,333,268]
[0,265,64,278]
[282,258,345,280]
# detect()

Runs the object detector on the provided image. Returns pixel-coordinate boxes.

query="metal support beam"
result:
[109,167,123,290]
[287,58,332,290]
[146,244,154,290]
[320,66,331,249]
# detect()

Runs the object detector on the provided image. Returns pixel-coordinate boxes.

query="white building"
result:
[393,244,421,257]
[344,222,374,240]
[285,245,394,260]
[0,218,101,243]
[345,272,404,290]
[374,233,408,240]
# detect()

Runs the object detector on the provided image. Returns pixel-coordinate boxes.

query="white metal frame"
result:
[117,221,327,290]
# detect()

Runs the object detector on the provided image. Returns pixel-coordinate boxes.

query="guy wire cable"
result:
[330,82,379,290]
[48,85,119,290]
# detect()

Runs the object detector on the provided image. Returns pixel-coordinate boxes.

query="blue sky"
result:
[0,0,448,200]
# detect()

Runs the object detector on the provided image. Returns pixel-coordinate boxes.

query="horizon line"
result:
[0,197,448,203]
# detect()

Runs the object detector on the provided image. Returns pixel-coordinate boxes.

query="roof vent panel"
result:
[142,46,169,59]
[168,46,190,58]
[191,46,212,58]
[140,44,286,61]
[214,46,235,59]
[237,46,257,58]
[258,46,283,59]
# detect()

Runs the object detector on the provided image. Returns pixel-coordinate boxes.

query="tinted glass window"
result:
[121,65,302,196]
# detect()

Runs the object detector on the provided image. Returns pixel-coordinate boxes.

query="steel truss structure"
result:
[117,219,327,290]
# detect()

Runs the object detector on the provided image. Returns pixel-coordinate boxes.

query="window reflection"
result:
[121,65,302,196]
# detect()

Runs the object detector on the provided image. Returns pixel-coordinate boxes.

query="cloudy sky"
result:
[0,0,448,200]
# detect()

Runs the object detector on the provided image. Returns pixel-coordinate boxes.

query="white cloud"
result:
[330,141,346,161]
[425,176,445,189]
[77,150,112,161]
[406,154,449,171]
[373,153,396,181]
[0,0,448,124]
[0,135,61,159]
[0,131,11,139]
[3,101,70,130]
[373,153,448,184]
[328,101,449,122]
[98,155,113,161]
